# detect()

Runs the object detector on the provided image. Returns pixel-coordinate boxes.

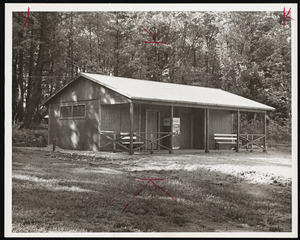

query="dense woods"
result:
[12,11,292,143]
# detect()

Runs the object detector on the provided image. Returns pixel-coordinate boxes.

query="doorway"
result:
[146,110,160,150]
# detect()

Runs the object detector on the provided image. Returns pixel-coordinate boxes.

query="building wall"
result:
[140,104,171,150]
[99,103,140,150]
[49,99,100,150]
[48,77,130,150]
[49,76,130,104]
[193,108,205,149]
[208,109,234,149]
[48,76,234,151]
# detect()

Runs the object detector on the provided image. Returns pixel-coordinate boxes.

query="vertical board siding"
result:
[179,109,192,149]
[208,109,234,148]
[48,75,234,152]
[193,108,205,149]
[50,77,129,104]
[48,77,130,151]
[49,99,99,150]
[99,103,139,150]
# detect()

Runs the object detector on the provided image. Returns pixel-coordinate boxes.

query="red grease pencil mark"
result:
[141,26,165,44]
[140,41,166,44]
[120,178,176,218]
[17,7,30,30]
[283,7,294,28]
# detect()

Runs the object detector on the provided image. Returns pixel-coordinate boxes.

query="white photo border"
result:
[5,3,298,238]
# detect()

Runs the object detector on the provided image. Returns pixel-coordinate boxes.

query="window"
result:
[60,104,86,119]
[60,106,72,118]
[73,105,86,117]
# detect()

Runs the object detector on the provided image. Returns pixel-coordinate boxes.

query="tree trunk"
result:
[12,39,19,123]
[70,13,74,79]
[89,21,92,64]
[23,13,47,128]
[26,29,34,109]
[114,15,119,76]
[16,44,24,122]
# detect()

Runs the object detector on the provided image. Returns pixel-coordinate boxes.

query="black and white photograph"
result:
[4,3,298,238]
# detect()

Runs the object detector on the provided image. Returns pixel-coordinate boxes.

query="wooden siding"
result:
[140,104,171,134]
[49,76,129,105]
[140,104,171,150]
[48,77,130,150]
[178,108,192,149]
[48,80,233,151]
[49,99,100,150]
[208,109,233,148]
[193,108,205,149]
[99,103,139,150]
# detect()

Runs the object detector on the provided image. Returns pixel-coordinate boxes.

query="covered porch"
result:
[98,101,268,155]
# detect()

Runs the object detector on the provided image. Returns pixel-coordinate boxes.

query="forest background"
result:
[12,11,292,146]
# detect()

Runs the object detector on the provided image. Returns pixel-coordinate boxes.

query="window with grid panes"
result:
[60,106,72,118]
[73,105,86,117]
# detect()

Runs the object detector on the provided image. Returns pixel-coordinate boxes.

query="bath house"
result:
[43,73,275,154]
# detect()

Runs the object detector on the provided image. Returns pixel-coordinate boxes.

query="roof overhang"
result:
[131,99,273,113]
[43,72,276,113]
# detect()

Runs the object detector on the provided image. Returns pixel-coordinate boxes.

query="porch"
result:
[98,102,268,155]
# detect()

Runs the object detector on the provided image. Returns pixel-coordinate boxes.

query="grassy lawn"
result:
[12,147,292,232]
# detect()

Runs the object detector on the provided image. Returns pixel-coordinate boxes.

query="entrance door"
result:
[146,110,160,150]
[179,112,191,149]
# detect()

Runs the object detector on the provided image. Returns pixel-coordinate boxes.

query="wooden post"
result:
[150,133,154,154]
[52,139,56,152]
[98,100,102,151]
[190,110,194,149]
[203,109,206,151]
[113,132,116,153]
[170,105,174,154]
[205,108,209,153]
[138,103,142,147]
[129,102,134,155]
[263,111,267,152]
[236,110,240,152]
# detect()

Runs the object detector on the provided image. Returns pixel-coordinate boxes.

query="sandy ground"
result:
[23,146,292,186]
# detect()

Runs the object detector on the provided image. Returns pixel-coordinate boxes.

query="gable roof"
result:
[44,72,275,111]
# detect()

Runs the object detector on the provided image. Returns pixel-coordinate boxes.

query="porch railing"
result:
[99,131,174,154]
[239,134,266,150]
[99,131,266,153]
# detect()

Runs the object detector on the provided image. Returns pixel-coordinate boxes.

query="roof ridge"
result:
[81,72,222,91]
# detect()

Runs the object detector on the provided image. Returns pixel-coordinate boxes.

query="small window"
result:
[73,105,86,117]
[60,106,72,118]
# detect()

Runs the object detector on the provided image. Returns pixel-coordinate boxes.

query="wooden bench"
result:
[120,132,144,147]
[214,134,242,150]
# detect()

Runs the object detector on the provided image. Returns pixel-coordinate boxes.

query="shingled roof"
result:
[44,72,275,111]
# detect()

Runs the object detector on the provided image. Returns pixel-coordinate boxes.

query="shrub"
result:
[267,119,291,147]
[12,122,48,147]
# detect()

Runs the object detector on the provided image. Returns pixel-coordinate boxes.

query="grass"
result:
[12,147,292,232]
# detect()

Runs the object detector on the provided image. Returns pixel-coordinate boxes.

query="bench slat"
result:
[214,137,237,140]
[122,142,144,145]
[214,134,237,137]
[214,133,241,150]
[121,137,137,139]
[120,132,143,145]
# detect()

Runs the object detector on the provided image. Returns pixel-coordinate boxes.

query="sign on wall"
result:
[173,117,180,134]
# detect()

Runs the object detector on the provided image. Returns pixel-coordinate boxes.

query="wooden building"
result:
[43,73,275,154]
